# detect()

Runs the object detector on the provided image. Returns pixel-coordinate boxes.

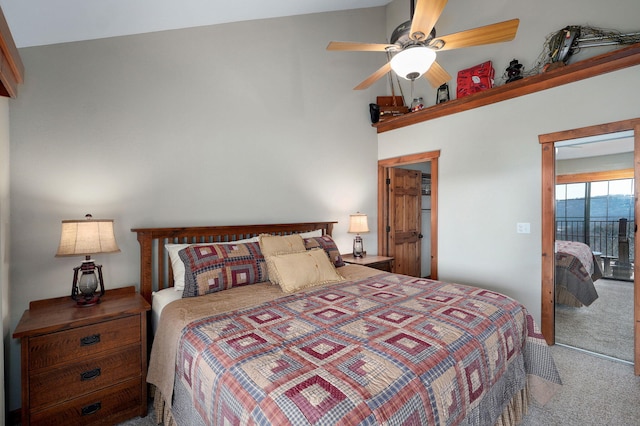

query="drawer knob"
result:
[81,402,101,416]
[80,367,101,381]
[80,334,101,346]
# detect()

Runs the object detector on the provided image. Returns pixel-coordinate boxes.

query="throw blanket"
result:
[555,240,602,307]
[158,269,561,425]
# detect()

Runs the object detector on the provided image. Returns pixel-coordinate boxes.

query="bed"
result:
[555,240,603,307]
[133,222,561,426]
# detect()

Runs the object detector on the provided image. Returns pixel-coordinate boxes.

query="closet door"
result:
[388,167,422,277]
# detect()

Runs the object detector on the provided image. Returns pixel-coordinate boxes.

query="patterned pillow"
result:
[166,236,258,291]
[304,235,345,267]
[179,242,268,298]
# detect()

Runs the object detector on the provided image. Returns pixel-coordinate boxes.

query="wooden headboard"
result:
[131,222,336,303]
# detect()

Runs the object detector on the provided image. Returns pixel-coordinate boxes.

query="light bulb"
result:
[390,47,436,80]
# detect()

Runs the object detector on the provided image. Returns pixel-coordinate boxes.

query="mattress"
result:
[151,287,182,333]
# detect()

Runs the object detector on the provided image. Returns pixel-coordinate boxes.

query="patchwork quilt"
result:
[555,240,602,307]
[173,272,560,425]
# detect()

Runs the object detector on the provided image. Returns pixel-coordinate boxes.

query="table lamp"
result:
[55,214,120,306]
[348,213,369,258]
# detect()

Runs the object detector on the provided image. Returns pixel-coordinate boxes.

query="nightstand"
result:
[13,286,150,425]
[342,253,394,272]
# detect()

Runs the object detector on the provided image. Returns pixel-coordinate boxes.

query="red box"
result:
[456,61,495,99]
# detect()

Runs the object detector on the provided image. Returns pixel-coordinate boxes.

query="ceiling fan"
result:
[327,0,520,90]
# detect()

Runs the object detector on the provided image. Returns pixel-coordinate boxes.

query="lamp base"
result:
[71,259,105,307]
[76,295,101,307]
[353,235,364,258]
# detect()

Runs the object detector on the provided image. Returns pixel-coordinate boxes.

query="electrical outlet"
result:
[516,223,531,234]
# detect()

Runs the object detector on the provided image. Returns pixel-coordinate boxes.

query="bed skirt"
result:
[556,285,585,307]
[152,388,176,426]
[150,383,530,426]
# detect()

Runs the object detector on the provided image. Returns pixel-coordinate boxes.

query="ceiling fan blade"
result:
[354,62,392,90]
[327,41,397,52]
[410,0,448,41]
[423,61,452,88]
[435,18,520,51]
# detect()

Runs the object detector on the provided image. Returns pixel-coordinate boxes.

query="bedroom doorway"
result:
[554,136,634,362]
[378,150,440,279]
[539,117,640,375]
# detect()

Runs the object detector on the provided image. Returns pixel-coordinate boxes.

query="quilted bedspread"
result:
[555,240,602,307]
[172,272,560,425]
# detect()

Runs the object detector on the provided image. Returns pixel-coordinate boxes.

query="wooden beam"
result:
[0,5,24,98]
[376,43,640,133]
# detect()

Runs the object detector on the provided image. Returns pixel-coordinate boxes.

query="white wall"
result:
[557,152,634,175]
[0,96,9,425]
[6,8,387,412]
[379,67,640,324]
[379,0,640,324]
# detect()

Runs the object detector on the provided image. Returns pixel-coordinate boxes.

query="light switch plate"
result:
[516,223,531,234]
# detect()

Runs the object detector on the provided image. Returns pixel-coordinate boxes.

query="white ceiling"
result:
[555,131,634,160]
[0,0,392,48]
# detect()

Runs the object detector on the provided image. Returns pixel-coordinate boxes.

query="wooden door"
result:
[388,168,422,277]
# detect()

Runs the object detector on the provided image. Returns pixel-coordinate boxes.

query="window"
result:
[556,178,635,263]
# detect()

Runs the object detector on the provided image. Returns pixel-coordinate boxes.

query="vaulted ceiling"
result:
[0,0,391,48]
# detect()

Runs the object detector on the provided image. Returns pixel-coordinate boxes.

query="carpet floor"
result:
[555,278,634,362]
[521,345,640,426]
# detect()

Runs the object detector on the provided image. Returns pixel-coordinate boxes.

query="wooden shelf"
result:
[374,43,640,133]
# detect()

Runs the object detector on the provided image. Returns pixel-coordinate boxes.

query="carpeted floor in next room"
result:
[555,278,634,362]
[119,345,640,426]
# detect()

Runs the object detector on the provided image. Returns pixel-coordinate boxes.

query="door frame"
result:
[539,117,640,374]
[378,150,440,279]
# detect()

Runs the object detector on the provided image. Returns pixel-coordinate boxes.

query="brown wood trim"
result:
[540,118,640,367]
[0,5,24,98]
[539,118,640,144]
[377,164,388,263]
[430,157,438,279]
[378,151,441,166]
[556,168,634,184]
[635,123,640,375]
[376,43,640,134]
[540,142,556,345]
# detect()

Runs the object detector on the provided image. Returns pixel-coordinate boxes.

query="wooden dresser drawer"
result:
[13,287,150,425]
[29,378,143,426]
[28,316,140,370]
[29,345,141,409]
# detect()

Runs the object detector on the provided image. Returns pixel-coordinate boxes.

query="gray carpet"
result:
[119,345,640,426]
[556,278,634,362]
[521,345,640,426]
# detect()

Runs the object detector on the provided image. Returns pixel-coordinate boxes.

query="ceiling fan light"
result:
[390,47,436,80]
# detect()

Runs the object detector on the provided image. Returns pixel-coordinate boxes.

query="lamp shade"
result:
[348,213,369,234]
[55,216,120,257]
[390,47,436,81]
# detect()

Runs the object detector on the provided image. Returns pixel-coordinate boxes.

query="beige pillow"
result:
[258,234,306,257]
[267,249,344,293]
